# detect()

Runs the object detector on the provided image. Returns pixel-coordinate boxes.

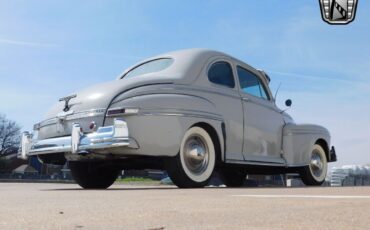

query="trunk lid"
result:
[37,76,173,139]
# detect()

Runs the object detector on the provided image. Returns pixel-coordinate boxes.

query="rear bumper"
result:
[18,118,138,160]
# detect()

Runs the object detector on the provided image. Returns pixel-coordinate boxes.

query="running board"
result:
[225,159,286,167]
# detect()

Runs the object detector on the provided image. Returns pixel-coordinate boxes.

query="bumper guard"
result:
[329,146,337,162]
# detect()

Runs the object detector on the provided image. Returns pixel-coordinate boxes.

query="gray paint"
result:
[33,48,332,167]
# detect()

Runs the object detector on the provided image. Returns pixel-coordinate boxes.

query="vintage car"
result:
[19,49,337,189]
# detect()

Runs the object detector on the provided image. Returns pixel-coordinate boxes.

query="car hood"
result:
[44,76,174,120]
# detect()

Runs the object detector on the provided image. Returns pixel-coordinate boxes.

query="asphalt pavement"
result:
[1,183,370,230]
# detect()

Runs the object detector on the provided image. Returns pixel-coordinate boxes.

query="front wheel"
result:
[300,144,328,186]
[165,127,216,188]
[69,161,119,189]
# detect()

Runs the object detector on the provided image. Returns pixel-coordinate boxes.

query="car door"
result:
[236,65,285,164]
[204,58,245,161]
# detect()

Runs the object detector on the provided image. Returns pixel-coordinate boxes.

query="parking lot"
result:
[1,183,369,230]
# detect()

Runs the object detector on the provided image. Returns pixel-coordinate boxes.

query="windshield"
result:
[123,58,174,78]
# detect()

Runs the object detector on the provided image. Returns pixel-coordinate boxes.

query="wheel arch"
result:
[283,124,331,166]
[315,138,329,161]
[191,121,224,165]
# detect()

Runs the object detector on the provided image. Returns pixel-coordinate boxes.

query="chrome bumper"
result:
[18,119,133,160]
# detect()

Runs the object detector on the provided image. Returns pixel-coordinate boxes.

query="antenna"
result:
[274,82,282,101]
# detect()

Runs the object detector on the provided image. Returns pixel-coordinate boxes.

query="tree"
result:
[0,114,21,155]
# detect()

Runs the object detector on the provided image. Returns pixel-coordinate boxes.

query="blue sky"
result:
[0,1,369,167]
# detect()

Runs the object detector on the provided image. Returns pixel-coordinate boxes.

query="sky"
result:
[0,0,369,168]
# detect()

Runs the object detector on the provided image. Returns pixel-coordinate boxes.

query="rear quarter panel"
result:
[105,92,225,158]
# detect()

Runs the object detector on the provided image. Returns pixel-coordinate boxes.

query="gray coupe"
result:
[19,49,337,188]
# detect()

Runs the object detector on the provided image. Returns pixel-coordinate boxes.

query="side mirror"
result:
[285,99,292,107]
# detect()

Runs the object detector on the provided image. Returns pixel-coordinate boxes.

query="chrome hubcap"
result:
[183,135,209,175]
[310,150,324,178]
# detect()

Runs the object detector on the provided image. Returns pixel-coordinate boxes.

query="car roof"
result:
[119,48,268,84]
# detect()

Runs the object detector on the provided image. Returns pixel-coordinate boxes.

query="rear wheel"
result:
[300,144,328,186]
[219,167,247,187]
[69,161,119,189]
[166,127,216,188]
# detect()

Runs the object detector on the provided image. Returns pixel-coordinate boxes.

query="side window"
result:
[208,62,235,88]
[237,66,269,100]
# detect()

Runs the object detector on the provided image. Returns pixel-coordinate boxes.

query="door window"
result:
[237,67,269,100]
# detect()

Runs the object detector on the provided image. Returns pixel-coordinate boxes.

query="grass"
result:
[115,176,157,183]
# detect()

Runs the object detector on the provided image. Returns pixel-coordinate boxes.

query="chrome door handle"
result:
[242,97,250,102]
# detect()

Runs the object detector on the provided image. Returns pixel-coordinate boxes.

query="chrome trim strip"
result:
[284,131,329,136]
[35,108,107,130]
[63,108,106,121]
[226,159,286,166]
[141,108,222,117]
[140,111,224,121]
[286,164,308,167]
[105,106,224,121]
[167,85,241,100]
[242,96,281,113]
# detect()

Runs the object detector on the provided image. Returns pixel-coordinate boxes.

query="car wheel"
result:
[69,161,119,189]
[300,144,328,186]
[166,126,216,188]
[219,167,247,187]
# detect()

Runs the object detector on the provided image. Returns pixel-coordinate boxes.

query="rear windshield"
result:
[123,58,174,78]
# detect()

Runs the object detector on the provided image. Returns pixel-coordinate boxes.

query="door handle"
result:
[242,97,250,102]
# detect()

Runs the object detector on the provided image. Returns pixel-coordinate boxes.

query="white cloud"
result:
[0,38,57,47]
[266,70,360,84]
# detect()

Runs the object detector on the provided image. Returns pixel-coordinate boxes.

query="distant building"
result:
[330,165,370,186]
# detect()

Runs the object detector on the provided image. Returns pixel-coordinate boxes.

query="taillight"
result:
[89,121,97,130]
[107,108,139,117]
